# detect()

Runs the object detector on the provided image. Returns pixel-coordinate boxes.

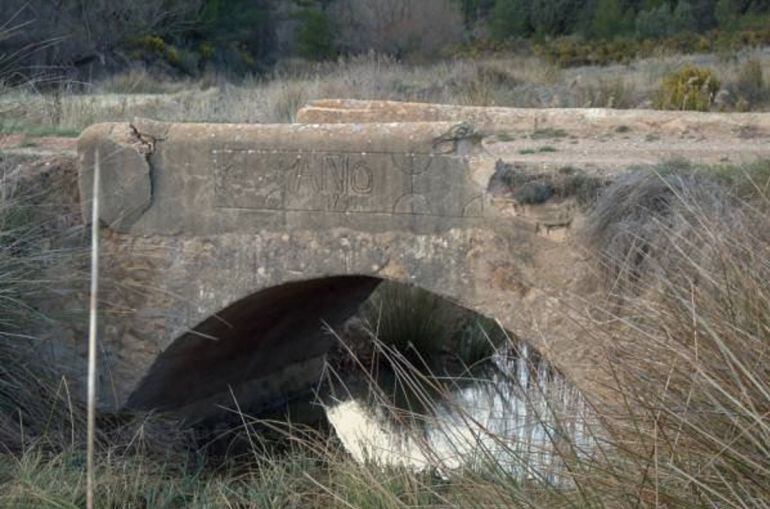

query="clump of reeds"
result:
[576,160,770,506]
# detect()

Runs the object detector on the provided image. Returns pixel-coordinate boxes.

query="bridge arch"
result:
[126,275,381,416]
[80,120,592,413]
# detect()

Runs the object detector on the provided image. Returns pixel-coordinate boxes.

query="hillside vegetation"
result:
[2,0,770,83]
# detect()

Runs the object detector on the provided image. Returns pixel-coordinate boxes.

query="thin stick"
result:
[86,150,101,509]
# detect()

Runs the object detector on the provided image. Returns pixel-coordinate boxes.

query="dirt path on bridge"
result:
[2,115,768,173]
[481,126,769,175]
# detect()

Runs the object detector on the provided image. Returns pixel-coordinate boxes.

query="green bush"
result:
[362,282,454,362]
[130,35,168,63]
[296,8,335,61]
[490,0,531,39]
[529,0,584,36]
[715,0,736,28]
[535,28,770,68]
[735,58,766,106]
[672,0,698,32]
[361,282,505,367]
[591,0,634,39]
[198,0,274,70]
[655,65,721,111]
[635,5,676,39]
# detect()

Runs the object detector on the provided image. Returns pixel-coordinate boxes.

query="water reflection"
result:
[320,343,595,481]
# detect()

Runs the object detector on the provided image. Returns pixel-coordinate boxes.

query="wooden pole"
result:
[86,150,100,509]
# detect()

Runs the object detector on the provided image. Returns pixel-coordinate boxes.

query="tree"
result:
[714,0,740,28]
[592,0,634,38]
[529,0,584,35]
[0,0,202,82]
[672,0,699,31]
[636,4,677,37]
[490,0,531,39]
[296,8,335,60]
[455,0,496,26]
[330,0,464,58]
[198,0,275,66]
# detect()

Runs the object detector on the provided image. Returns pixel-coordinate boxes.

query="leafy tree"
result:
[592,0,634,38]
[529,0,584,35]
[330,0,464,58]
[672,0,699,31]
[296,8,335,60]
[715,0,740,27]
[0,0,202,82]
[636,4,677,37]
[198,0,274,66]
[455,0,496,26]
[490,0,531,39]
[689,0,719,30]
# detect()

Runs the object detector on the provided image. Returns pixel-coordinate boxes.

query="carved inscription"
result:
[212,149,484,218]
[286,154,378,212]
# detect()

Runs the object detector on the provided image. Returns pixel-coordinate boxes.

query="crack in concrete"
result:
[128,119,167,217]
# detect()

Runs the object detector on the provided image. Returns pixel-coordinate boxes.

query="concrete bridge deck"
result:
[73,101,770,417]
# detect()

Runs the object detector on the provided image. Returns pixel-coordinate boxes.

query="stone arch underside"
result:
[79,120,593,415]
[126,276,381,417]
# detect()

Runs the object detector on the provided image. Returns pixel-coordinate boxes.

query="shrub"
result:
[672,0,699,32]
[734,58,766,106]
[536,28,770,68]
[635,4,676,39]
[165,45,181,66]
[133,35,167,55]
[490,160,606,206]
[198,0,274,65]
[360,281,505,367]
[362,282,456,362]
[655,65,721,111]
[330,0,464,59]
[715,0,737,29]
[490,0,531,40]
[199,42,215,62]
[591,0,634,40]
[580,163,770,505]
[296,8,336,61]
[576,77,636,108]
[528,0,584,36]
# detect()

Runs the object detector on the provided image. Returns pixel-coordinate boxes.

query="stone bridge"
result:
[77,101,770,418]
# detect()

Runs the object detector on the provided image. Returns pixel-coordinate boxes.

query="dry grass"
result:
[0,154,87,450]
[576,161,770,506]
[2,48,769,137]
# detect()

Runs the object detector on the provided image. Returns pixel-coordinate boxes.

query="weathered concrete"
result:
[297,100,770,176]
[78,119,597,418]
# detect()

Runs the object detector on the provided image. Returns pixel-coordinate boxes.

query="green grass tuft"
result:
[530,128,568,139]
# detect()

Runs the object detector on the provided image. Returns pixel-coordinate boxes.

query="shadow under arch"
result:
[126,276,382,419]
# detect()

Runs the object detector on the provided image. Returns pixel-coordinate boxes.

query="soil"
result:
[482,127,770,177]
[0,134,77,157]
